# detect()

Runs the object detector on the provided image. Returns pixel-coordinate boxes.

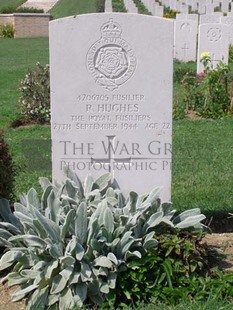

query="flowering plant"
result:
[181,53,233,118]
[19,63,50,124]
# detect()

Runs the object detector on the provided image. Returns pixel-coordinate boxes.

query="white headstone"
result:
[180,4,189,13]
[154,5,164,17]
[198,3,206,14]
[200,14,220,24]
[212,12,223,16]
[206,4,215,13]
[176,13,199,23]
[124,0,138,13]
[221,0,230,13]
[174,19,198,61]
[105,0,112,12]
[191,0,198,12]
[221,16,233,44]
[213,0,220,7]
[197,23,229,72]
[50,13,173,201]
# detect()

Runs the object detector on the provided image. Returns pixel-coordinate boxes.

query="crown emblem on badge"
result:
[87,19,136,91]
[101,19,122,39]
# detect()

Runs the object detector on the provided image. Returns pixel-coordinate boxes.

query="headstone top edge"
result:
[49,12,174,25]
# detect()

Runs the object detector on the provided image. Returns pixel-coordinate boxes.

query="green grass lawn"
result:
[0,37,233,215]
[91,299,233,310]
[0,0,25,11]
[0,37,49,128]
[0,38,50,196]
[172,119,233,213]
[49,0,96,19]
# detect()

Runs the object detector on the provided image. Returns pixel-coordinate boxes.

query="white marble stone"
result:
[221,16,233,44]
[105,0,112,12]
[154,5,164,17]
[191,0,198,12]
[198,3,206,14]
[197,23,229,72]
[176,13,199,23]
[124,0,138,13]
[180,4,189,13]
[206,4,215,13]
[174,19,198,61]
[212,12,223,17]
[200,14,220,24]
[152,2,160,15]
[212,0,220,7]
[50,13,174,201]
[221,0,230,13]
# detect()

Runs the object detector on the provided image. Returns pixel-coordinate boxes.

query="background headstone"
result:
[174,19,198,61]
[200,14,220,24]
[197,23,229,72]
[50,13,174,201]
[221,16,233,44]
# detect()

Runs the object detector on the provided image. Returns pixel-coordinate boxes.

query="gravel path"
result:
[19,0,59,13]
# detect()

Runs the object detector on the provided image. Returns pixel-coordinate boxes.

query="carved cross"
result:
[181,43,189,58]
[91,135,132,174]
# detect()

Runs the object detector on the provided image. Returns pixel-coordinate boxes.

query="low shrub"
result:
[132,0,151,15]
[0,171,206,309]
[0,23,14,38]
[18,62,50,124]
[96,0,105,12]
[0,7,44,13]
[115,230,207,305]
[174,63,196,83]
[229,44,233,63]
[182,53,233,118]
[115,232,233,307]
[112,0,127,12]
[15,7,44,13]
[163,8,180,18]
[0,131,17,201]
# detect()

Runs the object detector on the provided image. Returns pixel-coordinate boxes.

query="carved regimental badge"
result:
[87,19,137,91]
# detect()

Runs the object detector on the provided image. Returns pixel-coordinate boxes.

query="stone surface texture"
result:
[50,13,173,201]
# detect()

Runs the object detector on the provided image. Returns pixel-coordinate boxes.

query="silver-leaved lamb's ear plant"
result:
[0,172,206,309]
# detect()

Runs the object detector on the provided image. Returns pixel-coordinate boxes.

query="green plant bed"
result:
[133,0,152,15]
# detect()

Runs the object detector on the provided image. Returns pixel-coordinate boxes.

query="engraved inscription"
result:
[224,18,233,25]
[59,136,172,174]
[86,19,136,91]
[53,123,72,130]
[77,94,145,102]
[207,28,221,42]
[180,22,191,32]
[54,92,171,133]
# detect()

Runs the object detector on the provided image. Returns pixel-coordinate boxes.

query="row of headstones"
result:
[176,20,229,72]
[104,1,230,72]
[175,13,232,70]
[105,0,233,15]
[104,0,164,15]
[161,0,233,14]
